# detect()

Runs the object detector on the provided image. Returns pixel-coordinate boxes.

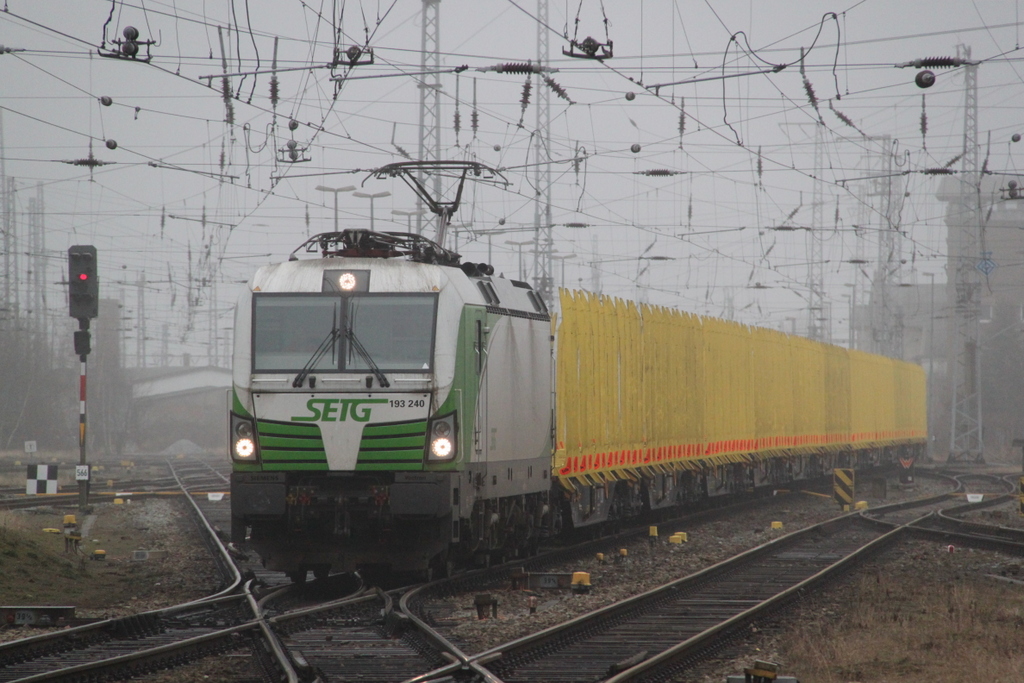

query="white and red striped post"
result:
[78,357,88,511]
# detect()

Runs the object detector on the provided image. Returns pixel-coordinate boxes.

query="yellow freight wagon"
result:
[554,290,926,486]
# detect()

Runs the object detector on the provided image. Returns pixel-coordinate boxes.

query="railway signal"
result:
[67,245,98,513]
[68,245,99,321]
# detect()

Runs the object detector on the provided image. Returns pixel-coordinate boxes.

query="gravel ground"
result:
[0,497,221,645]
[430,473,957,655]
[7,465,1015,682]
[690,536,1024,682]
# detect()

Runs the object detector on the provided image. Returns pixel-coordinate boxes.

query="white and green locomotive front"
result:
[229,232,553,580]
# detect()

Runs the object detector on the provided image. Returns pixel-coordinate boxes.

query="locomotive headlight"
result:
[338,272,357,291]
[426,413,457,462]
[230,413,259,462]
[430,437,453,458]
[235,438,256,459]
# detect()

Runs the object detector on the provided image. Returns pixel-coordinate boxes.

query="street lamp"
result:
[505,240,531,280]
[551,253,577,290]
[391,208,426,234]
[472,223,534,264]
[353,191,391,232]
[450,223,473,252]
[315,185,355,232]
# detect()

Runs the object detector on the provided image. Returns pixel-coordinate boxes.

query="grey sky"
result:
[2,0,1021,360]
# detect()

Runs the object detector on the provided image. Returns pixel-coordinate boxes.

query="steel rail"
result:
[0,462,246,676]
[602,519,916,682]
[6,585,299,683]
[462,513,882,682]
[8,621,264,683]
[398,584,503,683]
[0,461,298,683]
[269,588,457,683]
[167,459,242,604]
[457,477,964,683]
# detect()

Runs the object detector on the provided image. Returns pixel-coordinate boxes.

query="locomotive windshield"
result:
[252,293,437,373]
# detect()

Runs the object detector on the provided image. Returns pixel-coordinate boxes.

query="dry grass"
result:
[771,546,1024,682]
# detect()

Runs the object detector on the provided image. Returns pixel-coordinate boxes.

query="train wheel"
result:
[312,565,330,580]
[287,569,308,584]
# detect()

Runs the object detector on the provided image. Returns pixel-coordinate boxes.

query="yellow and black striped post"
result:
[833,468,855,510]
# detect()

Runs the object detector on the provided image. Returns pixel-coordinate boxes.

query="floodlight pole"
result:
[316,185,356,233]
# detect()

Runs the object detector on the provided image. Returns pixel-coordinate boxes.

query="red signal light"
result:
[79,273,88,280]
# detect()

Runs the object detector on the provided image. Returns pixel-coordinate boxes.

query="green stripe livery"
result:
[355,419,426,471]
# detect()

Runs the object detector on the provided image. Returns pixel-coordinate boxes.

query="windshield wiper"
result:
[292,326,340,388]
[345,326,390,388]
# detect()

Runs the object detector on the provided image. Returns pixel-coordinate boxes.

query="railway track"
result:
[393,472,1008,683]
[900,473,1024,552]
[453,514,896,683]
[6,466,1021,682]
[267,589,479,683]
[0,459,298,683]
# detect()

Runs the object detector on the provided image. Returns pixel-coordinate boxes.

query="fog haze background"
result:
[3,2,1023,450]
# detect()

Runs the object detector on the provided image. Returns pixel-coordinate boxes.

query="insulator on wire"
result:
[494,61,540,74]
[920,95,928,149]
[922,168,954,175]
[757,146,763,185]
[471,78,479,138]
[635,169,682,176]
[899,56,963,69]
[517,77,532,128]
[828,100,863,135]
[943,153,963,169]
[544,76,574,104]
[270,37,280,110]
[678,99,686,137]
[519,78,532,107]
[454,76,462,145]
[803,78,820,117]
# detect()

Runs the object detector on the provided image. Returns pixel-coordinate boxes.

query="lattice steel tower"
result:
[416,0,442,236]
[948,45,983,462]
[531,0,554,306]
[806,122,827,341]
[868,135,905,358]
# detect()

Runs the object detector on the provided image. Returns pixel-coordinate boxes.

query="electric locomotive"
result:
[228,230,553,581]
